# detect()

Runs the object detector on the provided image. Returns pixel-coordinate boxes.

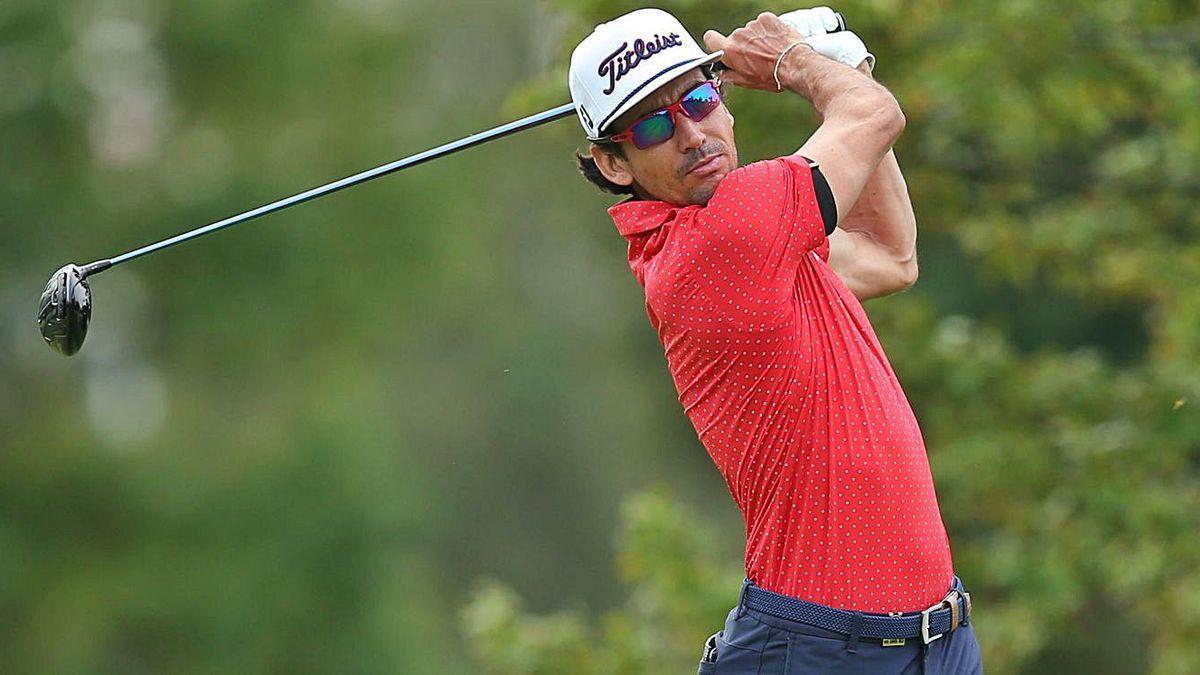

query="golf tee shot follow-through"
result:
[37,9,845,357]
[36,104,576,356]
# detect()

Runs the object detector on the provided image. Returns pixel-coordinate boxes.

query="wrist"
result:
[772,40,809,92]
[775,43,820,96]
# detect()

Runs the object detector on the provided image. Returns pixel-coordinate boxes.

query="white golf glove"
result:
[778,7,844,37]
[805,31,875,71]
[779,7,876,72]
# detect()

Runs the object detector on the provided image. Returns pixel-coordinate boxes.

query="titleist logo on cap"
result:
[598,32,683,95]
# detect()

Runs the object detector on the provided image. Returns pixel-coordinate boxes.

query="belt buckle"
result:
[920,590,961,645]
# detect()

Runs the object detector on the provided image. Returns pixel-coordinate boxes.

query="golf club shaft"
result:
[91,103,578,273]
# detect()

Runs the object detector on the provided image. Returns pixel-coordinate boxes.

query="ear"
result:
[589,145,635,188]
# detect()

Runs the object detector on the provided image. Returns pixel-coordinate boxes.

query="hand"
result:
[703,12,814,91]
[780,7,877,72]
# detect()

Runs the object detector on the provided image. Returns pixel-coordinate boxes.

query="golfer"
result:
[568,8,982,674]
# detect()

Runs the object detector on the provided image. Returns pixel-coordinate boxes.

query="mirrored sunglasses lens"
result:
[632,112,674,149]
[681,83,720,120]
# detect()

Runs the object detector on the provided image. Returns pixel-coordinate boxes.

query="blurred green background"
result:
[2,0,1198,673]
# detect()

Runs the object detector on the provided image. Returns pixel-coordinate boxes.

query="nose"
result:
[672,111,705,152]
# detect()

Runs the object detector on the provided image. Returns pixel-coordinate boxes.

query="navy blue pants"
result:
[697,579,983,674]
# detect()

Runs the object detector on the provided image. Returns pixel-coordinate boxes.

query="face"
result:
[591,69,737,206]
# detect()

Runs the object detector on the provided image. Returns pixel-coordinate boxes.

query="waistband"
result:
[738,576,973,646]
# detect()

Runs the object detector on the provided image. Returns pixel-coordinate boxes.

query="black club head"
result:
[38,263,94,356]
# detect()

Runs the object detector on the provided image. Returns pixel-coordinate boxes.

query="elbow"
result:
[858,254,918,301]
[872,93,906,146]
[896,256,918,291]
[843,89,906,149]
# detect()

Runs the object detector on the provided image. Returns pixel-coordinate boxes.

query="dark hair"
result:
[575,141,635,195]
[574,66,723,197]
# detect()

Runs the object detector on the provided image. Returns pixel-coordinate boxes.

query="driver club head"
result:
[38,263,94,356]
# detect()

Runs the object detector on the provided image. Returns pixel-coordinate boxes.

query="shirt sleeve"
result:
[686,156,828,322]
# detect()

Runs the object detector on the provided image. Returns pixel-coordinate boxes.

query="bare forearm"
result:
[834,61,916,261]
[704,14,916,298]
[818,62,918,298]
[839,149,916,263]
[702,13,910,284]
[777,45,900,130]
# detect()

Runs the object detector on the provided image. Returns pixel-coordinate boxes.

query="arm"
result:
[704,13,905,246]
[825,64,919,301]
[827,151,918,300]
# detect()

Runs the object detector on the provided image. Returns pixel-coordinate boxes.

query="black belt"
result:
[740,576,973,645]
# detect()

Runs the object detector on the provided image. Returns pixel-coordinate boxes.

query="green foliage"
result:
[3,0,1197,673]
[462,488,742,674]
[468,1,1200,674]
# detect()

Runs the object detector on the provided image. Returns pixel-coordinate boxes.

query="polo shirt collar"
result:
[607,198,683,237]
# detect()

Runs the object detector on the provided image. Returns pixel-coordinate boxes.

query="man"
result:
[567,7,983,674]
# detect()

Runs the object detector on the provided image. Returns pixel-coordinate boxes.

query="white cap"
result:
[568,8,723,140]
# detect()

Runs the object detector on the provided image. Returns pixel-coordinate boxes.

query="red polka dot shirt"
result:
[608,156,954,613]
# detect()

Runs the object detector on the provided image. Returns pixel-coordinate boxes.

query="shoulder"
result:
[711,159,788,196]
[704,157,816,212]
[695,160,782,232]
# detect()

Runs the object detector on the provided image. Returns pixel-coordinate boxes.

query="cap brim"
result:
[589,50,725,140]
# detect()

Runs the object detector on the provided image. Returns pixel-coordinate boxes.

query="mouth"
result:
[686,153,724,177]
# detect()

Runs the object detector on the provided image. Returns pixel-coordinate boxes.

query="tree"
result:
[463,488,742,674]
[466,1,1200,673]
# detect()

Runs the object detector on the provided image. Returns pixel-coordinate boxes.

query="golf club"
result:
[37,102,576,356]
[38,9,846,357]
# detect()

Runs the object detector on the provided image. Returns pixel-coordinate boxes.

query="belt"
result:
[740,576,973,645]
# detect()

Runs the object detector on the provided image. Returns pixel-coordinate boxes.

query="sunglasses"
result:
[601,80,723,150]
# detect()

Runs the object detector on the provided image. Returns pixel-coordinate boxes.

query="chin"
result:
[688,170,729,205]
